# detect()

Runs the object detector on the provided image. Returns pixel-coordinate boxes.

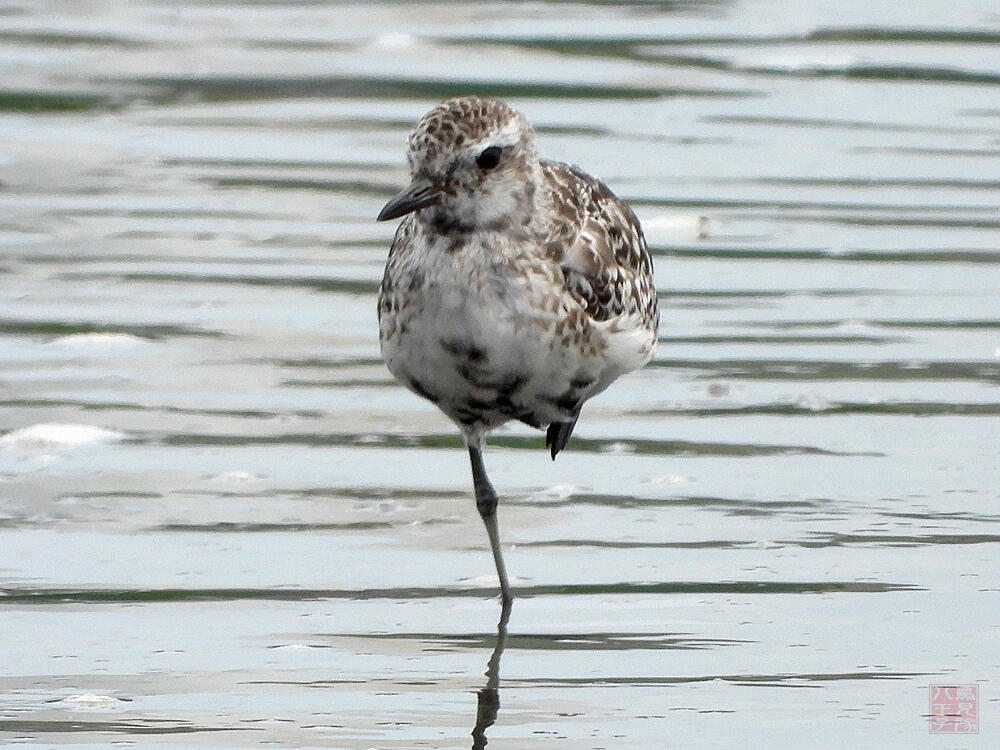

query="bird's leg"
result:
[468,445,513,608]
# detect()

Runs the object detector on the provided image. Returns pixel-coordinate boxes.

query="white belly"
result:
[379,235,655,435]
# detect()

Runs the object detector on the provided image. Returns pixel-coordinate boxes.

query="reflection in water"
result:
[2,1,999,747]
[471,602,511,749]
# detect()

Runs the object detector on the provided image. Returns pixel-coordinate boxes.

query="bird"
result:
[376,96,658,611]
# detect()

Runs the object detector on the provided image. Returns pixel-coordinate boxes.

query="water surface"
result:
[1,1,998,747]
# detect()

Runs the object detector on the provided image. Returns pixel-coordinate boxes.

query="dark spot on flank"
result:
[538,390,581,415]
[407,377,439,404]
[454,408,480,425]
[516,412,544,429]
[570,375,595,390]
[555,389,580,414]
[457,363,482,384]
[538,389,580,415]
[440,338,488,363]
[496,373,527,398]
[465,396,499,412]
[458,367,524,392]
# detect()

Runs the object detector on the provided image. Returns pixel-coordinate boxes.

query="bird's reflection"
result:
[471,601,511,749]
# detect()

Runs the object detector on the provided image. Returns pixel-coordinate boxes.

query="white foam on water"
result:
[53,694,127,711]
[48,332,146,349]
[599,441,636,455]
[211,470,262,483]
[648,474,689,486]
[640,213,712,242]
[795,393,831,412]
[526,483,578,503]
[745,52,861,71]
[460,573,525,587]
[0,423,126,450]
[369,32,417,49]
[752,540,783,549]
[836,319,881,335]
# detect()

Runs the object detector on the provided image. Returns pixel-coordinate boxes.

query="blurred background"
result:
[1,1,998,747]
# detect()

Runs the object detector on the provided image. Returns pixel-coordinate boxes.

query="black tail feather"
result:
[545,414,579,460]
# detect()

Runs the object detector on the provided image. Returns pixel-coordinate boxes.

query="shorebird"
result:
[377,96,658,610]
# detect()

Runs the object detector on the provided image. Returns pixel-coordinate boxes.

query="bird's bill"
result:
[377,178,444,221]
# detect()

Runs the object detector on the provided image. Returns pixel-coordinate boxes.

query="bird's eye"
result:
[476,146,503,170]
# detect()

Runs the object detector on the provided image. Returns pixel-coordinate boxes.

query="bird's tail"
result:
[545,414,579,460]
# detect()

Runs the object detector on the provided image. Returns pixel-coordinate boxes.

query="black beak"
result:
[377,178,445,222]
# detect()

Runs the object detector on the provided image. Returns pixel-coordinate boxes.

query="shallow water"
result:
[1,1,998,747]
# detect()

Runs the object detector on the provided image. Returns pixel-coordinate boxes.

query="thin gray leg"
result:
[468,445,513,608]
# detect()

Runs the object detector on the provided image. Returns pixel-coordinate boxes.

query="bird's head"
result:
[377,96,542,233]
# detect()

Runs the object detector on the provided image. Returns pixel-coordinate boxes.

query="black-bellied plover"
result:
[377,96,658,611]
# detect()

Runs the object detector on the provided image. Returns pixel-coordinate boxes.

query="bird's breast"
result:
[380,237,596,424]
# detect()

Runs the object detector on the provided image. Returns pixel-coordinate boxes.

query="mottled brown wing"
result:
[539,161,659,459]
[540,161,658,329]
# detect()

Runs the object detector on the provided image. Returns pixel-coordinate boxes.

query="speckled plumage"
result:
[379,97,658,451]
[376,96,658,606]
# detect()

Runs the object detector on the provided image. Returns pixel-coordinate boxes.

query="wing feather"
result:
[539,161,659,458]
[540,161,658,330]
